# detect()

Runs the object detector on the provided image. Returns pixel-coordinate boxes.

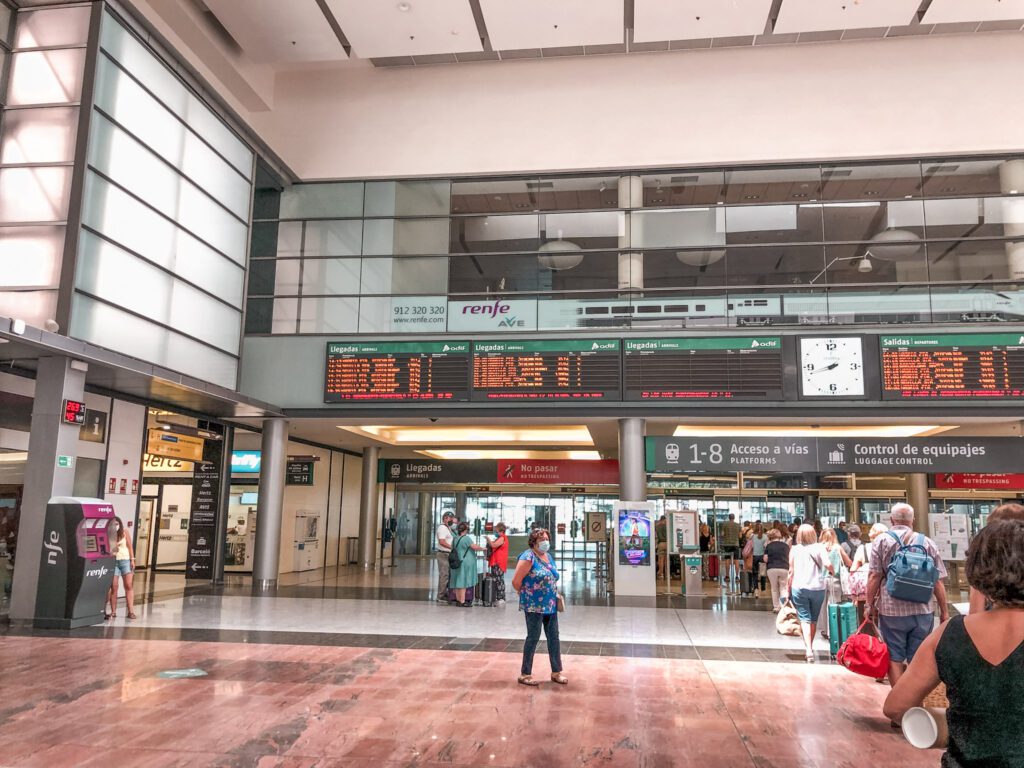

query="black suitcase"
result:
[480,575,496,607]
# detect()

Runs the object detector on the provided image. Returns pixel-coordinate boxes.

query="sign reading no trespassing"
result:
[646,436,1024,474]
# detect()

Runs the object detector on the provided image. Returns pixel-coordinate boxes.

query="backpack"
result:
[884,532,938,604]
[448,535,464,570]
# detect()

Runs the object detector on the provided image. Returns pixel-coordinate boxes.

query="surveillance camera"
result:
[429,418,438,423]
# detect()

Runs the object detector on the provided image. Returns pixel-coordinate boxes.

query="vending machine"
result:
[35,497,116,629]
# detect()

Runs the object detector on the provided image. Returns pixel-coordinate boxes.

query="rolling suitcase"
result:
[707,555,719,579]
[828,602,858,658]
[740,570,754,595]
[480,575,496,607]
[447,585,475,604]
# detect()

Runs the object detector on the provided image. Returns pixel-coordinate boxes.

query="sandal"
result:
[127,612,137,620]
[517,675,540,687]
[550,673,568,685]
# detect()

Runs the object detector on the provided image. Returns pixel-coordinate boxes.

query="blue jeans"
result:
[522,611,562,675]
[879,613,934,663]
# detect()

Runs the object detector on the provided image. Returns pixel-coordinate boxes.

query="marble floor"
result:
[0,634,941,768]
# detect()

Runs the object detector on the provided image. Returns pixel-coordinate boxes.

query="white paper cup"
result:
[902,707,949,749]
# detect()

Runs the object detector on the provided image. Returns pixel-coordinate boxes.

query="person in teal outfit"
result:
[448,521,485,607]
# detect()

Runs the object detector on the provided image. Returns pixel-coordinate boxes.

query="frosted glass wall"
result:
[70,10,253,389]
[0,3,82,329]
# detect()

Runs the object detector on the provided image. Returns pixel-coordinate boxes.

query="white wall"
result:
[101,399,146,533]
[324,451,344,567]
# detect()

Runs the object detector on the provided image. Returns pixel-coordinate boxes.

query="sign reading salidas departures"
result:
[646,436,1024,474]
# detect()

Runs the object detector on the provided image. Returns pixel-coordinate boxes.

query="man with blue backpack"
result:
[866,502,949,689]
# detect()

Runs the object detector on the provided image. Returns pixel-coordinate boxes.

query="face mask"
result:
[538,541,550,553]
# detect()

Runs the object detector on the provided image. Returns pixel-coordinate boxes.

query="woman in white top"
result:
[787,524,835,662]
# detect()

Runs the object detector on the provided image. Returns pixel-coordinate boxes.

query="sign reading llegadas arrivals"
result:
[646,436,1024,474]
[379,459,620,485]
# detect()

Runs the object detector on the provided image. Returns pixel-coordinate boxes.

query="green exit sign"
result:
[57,455,74,468]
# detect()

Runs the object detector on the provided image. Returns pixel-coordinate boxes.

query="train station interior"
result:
[4,0,1024,765]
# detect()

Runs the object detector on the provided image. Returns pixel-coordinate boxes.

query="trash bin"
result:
[347,536,359,564]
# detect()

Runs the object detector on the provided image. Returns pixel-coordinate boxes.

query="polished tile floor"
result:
[0,634,940,768]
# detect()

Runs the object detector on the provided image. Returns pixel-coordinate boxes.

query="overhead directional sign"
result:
[646,436,1024,474]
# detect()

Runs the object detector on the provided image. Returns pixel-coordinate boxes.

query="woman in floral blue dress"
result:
[511,528,567,686]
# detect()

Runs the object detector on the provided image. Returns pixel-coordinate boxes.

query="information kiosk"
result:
[35,497,116,629]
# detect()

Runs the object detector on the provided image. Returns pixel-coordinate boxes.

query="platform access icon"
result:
[665,443,680,464]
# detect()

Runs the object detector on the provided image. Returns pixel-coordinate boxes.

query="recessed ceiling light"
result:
[397,2,411,11]
[864,191,880,196]
[743,194,760,200]
[652,198,665,204]
[792,193,809,198]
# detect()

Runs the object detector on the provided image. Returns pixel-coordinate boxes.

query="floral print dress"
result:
[517,550,559,615]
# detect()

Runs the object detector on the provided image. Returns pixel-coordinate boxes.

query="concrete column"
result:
[845,498,858,524]
[211,425,233,584]
[999,160,1024,279]
[618,175,644,292]
[905,473,930,533]
[617,417,646,502]
[252,418,288,588]
[358,446,379,568]
[10,356,86,620]
[417,492,432,555]
[804,493,818,522]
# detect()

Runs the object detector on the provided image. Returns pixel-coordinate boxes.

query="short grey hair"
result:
[847,524,862,539]
[890,502,915,525]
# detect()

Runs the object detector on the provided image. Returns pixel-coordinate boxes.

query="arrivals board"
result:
[623,337,783,400]
[881,333,1024,399]
[324,341,471,402]
[471,339,621,401]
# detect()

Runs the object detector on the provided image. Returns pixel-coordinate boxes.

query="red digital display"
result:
[324,342,470,403]
[881,335,1024,400]
[62,399,86,425]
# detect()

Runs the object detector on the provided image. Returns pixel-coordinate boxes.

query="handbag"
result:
[836,618,890,678]
[557,593,565,613]
[742,539,754,558]
[775,599,801,636]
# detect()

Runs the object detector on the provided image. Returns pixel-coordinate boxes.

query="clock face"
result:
[800,337,865,397]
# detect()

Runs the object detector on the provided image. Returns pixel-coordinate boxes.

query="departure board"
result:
[324,341,470,402]
[471,339,621,401]
[623,337,784,400]
[881,333,1024,399]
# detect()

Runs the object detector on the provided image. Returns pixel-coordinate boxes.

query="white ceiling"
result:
[323,0,482,59]
[633,0,773,43]
[924,0,1024,24]
[479,0,623,51]
[774,0,920,34]
[203,0,348,63]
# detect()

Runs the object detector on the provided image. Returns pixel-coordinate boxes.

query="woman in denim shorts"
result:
[787,524,834,662]
[106,517,137,620]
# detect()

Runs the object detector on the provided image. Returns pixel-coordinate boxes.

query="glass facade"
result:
[247,161,1024,335]
[69,10,253,389]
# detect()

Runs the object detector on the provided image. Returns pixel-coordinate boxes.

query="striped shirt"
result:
[869,526,947,617]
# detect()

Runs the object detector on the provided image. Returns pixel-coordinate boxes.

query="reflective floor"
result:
[1,557,949,766]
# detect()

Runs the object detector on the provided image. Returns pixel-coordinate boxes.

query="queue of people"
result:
[433,512,510,607]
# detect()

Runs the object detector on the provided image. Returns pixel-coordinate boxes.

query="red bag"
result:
[836,618,890,678]
[707,555,719,579]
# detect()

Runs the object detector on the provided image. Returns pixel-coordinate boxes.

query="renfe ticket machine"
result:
[35,497,116,629]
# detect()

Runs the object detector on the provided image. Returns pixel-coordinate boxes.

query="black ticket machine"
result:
[35,497,116,629]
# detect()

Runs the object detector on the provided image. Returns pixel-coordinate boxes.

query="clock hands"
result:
[809,362,840,374]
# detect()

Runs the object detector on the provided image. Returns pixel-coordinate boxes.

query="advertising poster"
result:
[929,513,970,561]
[617,509,651,566]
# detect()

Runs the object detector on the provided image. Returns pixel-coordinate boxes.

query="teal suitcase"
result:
[828,602,857,658]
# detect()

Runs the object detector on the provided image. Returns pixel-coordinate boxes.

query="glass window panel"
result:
[824,242,925,285]
[277,221,302,257]
[0,5,13,46]
[722,167,821,205]
[922,197,999,239]
[279,182,363,219]
[273,259,300,294]
[451,178,537,215]
[0,106,78,164]
[298,296,359,333]
[0,165,71,222]
[359,257,391,294]
[245,297,272,334]
[449,214,539,254]
[542,211,621,248]
[639,171,724,208]
[531,176,617,211]
[301,258,360,295]
[377,218,448,256]
[81,172,244,307]
[252,187,280,219]
[7,48,85,105]
[250,221,279,259]
[927,285,1024,323]
[75,231,240,353]
[356,296,392,333]
[631,208,726,249]
[271,297,297,333]
[99,12,253,177]
[814,286,935,326]
[246,259,277,296]
[0,224,64,287]
[15,6,91,49]
[820,162,922,201]
[69,293,237,388]
[303,219,361,256]
[93,58,251,219]
[725,204,821,243]
[822,199,925,243]
[725,244,826,287]
[0,288,56,327]
[983,196,1024,226]
[921,159,1004,198]
[925,239,1013,283]
[447,252,617,294]
[88,113,247,262]
[391,256,448,294]
[643,248,728,290]
[365,180,451,216]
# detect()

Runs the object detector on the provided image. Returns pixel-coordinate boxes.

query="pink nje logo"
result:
[461,300,509,317]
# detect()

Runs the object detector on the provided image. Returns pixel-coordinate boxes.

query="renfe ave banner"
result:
[646,436,1024,474]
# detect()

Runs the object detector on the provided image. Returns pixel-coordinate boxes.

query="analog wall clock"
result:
[799,337,865,397]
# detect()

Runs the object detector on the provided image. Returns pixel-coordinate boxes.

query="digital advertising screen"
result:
[617,509,651,567]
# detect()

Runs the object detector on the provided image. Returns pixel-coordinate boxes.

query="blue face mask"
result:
[538,541,550,553]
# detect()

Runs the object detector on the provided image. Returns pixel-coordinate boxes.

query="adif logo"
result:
[1018,336,1024,344]
[751,340,760,348]
[443,345,450,352]
[592,342,600,350]
[86,565,109,579]
[43,530,63,565]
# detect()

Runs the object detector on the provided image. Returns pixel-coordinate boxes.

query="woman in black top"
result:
[885,520,1024,767]
[762,529,791,611]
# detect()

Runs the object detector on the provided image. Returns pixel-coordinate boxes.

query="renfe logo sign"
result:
[462,300,510,317]
[448,299,537,331]
[43,530,63,565]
